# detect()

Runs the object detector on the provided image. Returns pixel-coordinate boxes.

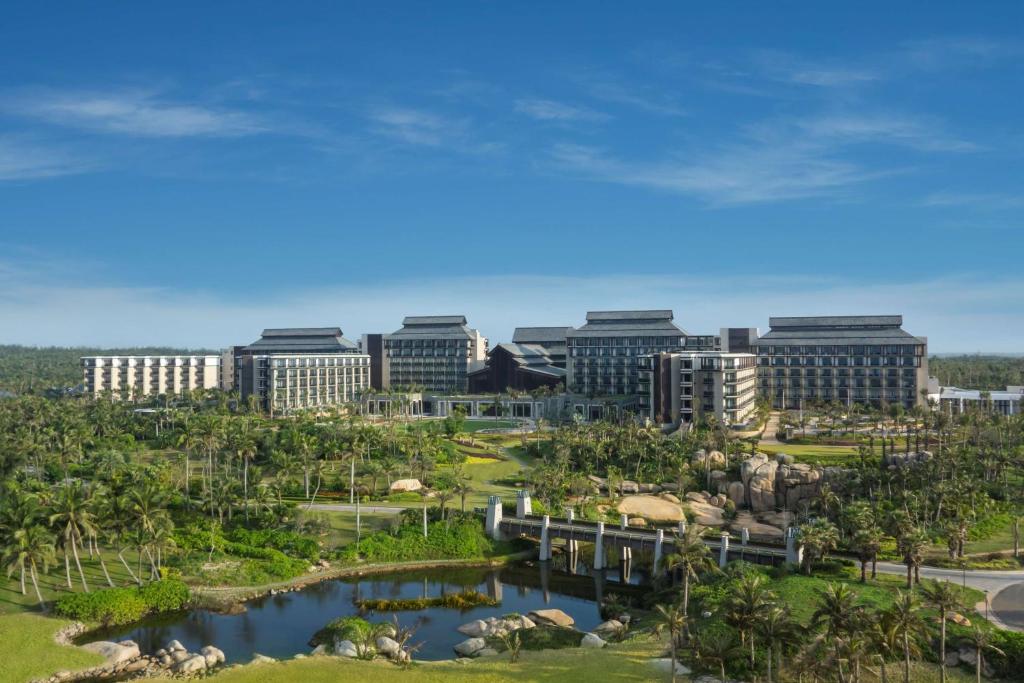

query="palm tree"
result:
[797,518,839,575]
[920,579,965,683]
[897,527,928,588]
[885,590,924,683]
[652,602,687,683]
[14,524,56,607]
[966,626,1004,683]
[49,481,96,592]
[812,583,864,683]
[754,605,801,683]
[851,524,884,582]
[724,572,774,667]
[694,628,741,683]
[659,524,717,635]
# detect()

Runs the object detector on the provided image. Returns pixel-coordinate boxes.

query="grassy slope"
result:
[0,614,103,683]
[299,509,400,549]
[0,547,138,615]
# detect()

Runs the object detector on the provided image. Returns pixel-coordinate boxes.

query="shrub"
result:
[53,579,190,626]
[356,590,498,612]
[339,517,504,563]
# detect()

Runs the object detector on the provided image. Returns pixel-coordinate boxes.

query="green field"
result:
[299,509,402,548]
[0,614,103,682]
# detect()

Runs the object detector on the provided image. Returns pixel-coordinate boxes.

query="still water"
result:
[85,561,644,663]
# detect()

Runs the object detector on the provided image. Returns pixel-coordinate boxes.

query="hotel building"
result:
[467,326,572,393]
[638,351,758,427]
[235,328,370,414]
[81,355,221,399]
[753,315,928,410]
[384,316,487,393]
[566,310,686,397]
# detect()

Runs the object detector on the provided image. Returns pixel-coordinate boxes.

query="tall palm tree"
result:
[694,628,741,683]
[920,579,965,683]
[966,626,1004,683]
[885,590,924,683]
[797,518,839,575]
[724,572,774,668]
[754,605,801,683]
[48,481,96,592]
[652,602,687,683]
[659,524,717,635]
[851,524,884,582]
[13,524,56,608]
[897,527,928,588]
[812,583,864,683]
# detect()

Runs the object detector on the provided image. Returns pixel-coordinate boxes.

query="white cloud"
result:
[0,137,91,181]
[366,106,454,147]
[0,262,1020,353]
[514,98,607,122]
[752,50,880,87]
[2,89,262,137]
[795,114,977,152]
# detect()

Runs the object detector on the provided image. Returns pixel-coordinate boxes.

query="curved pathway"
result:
[874,561,1024,631]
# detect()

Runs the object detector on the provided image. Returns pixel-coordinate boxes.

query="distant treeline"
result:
[929,355,1024,390]
[0,345,215,394]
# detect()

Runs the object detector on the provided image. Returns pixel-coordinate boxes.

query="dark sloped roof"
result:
[569,310,685,338]
[244,327,359,353]
[512,327,573,344]
[755,314,924,346]
[402,315,467,326]
[389,315,478,340]
[768,315,903,329]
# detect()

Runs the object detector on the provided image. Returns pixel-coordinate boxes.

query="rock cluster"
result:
[45,639,225,682]
[457,614,535,638]
[453,609,608,658]
[883,450,932,468]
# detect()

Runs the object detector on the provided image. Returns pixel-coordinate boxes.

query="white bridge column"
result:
[593,521,605,570]
[785,527,803,567]
[485,496,503,541]
[619,514,632,562]
[653,528,664,574]
[678,520,687,537]
[719,532,730,568]
[539,515,552,561]
[565,508,578,554]
[516,490,532,518]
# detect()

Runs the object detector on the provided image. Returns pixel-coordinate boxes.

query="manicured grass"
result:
[760,442,869,465]
[301,509,400,548]
[0,547,140,615]
[0,613,103,682]
[147,637,663,683]
[462,419,520,432]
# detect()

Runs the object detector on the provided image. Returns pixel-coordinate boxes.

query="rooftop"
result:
[569,309,686,338]
[512,326,573,344]
[389,315,477,340]
[767,315,904,329]
[243,327,360,353]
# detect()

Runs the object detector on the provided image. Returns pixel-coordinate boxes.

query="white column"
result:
[678,520,687,537]
[593,521,605,570]
[539,515,552,561]
[485,496,503,541]
[654,528,664,574]
[516,490,532,518]
[620,514,631,562]
[719,532,730,568]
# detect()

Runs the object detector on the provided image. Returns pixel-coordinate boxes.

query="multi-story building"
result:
[235,328,369,414]
[360,333,387,390]
[720,327,760,354]
[81,355,221,399]
[566,310,686,397]
[753,315,928,410]
[638,351,758,427]
[384,316,487,392]
[930,383,1024,416]
[467,326,571,393]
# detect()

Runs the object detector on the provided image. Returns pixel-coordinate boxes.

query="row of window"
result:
[756,344,922,355]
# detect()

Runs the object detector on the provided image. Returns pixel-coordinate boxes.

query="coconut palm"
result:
[724,572,774,667]
[694,628,741,683]
[652,602,687,683]
[797,518,839,575]
[851,524,884,582]
[48,481,96,592]
[754,605,801,683]
[884,590,925,683]
[659,524,717,634]
[10,524,56,607]
[812,583,864,683]
[919,579,965,683]
[897,527,928,588]
[966,626,1004,683]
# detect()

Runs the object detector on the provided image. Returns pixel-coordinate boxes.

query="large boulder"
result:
[741,453,778,512]
[454,637,487,657]
[376,637,401,657]
[528,609,575,628]
[333,639,359,658]
[166,640,186,653]
[581,633,606,649]
[730,512,784,540]
[686,500,725,526]
[776,463,822,510]
[80,640,140,666]
[660,492,681,504]
[201,645,225,667]
[619,480,640,494]
[727,481,745,505]
[457,619,489,637]
[616,494,684,522]
[692,449,726,468]
[173,655,208,674]
[593,619,623,634]
[390,478,422,493]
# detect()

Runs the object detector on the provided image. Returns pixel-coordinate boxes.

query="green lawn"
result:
[0,546,140,615]
[760,442,868,465]
[462,419,520,432]
[300,509,400,548]
[0,613,103,682]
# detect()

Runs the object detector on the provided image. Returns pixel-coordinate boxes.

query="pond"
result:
[84,559,647,663]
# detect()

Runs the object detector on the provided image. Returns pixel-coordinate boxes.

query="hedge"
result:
[53,579,190,626]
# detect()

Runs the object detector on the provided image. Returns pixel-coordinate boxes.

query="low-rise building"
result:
[81,355,221,399]
[235,328,369,414]
[467,326,571,393]
[930,383,1024,416]
[753,315,928,410]
[638,351,758,427]
[384,316,487,392]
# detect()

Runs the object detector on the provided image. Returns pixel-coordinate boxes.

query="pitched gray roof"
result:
[768,315,903,329]
[755,314,924,346]
[389,315,476,340]
[244,327,359,353]
[512,327,573,344]
[569,310,686,338]
[402,315,467,326]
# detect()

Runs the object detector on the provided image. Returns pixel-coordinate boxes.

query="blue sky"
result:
[1,2,1022,351]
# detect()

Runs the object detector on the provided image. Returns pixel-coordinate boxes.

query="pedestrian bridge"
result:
[486,491,802,574]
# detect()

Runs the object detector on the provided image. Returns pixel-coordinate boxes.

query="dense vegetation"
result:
[53,578,189,626]
[930,354,1024,390]
[0,345,214,394]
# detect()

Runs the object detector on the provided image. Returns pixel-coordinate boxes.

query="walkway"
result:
[874,561,1024,631]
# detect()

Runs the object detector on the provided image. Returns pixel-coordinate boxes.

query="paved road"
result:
[306,503,405,514]
[874,561,1024,631]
